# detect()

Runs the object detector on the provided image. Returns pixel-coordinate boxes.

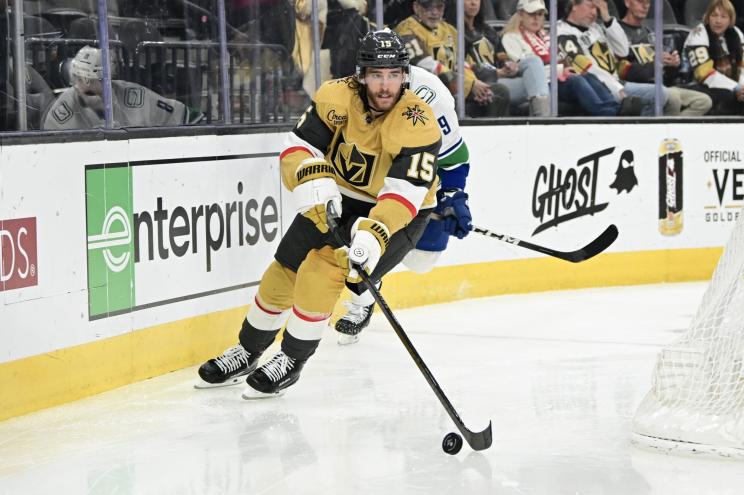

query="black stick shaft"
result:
[326,204,492,451]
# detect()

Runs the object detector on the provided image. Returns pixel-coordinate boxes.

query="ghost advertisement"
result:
[531,146,638,236]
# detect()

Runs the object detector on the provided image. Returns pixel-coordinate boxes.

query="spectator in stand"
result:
[395,0,510,116]
[557,0,663,115]
[619,0,712,115]
[683,0,744,114]
[501,0,625,115]
[462,0,551,116]
[42,46,203,130]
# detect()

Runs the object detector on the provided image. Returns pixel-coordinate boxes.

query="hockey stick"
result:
[472,224,619,263]
[326,203,493,452]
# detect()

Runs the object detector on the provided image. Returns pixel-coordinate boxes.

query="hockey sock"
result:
[280,307,329,361]
[239,296,290,354]
[349,281,379,307]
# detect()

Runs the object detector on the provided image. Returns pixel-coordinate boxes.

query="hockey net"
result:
[632,209,744,459]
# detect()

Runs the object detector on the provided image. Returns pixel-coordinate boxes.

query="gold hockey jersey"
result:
[394,16,476,97]
[280,77,442,234]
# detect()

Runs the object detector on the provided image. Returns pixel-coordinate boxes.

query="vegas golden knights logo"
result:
[590,41,617,73]
[330,135,377,187]
[432,45,455,70]
[630,44,655,64]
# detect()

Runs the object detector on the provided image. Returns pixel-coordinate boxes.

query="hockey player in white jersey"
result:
[336,64,472,344]
[42,46,204,130]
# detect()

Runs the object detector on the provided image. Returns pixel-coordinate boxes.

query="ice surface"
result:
[2,282,743,495]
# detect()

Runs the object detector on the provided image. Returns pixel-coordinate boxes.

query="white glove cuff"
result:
[293,177,341,214]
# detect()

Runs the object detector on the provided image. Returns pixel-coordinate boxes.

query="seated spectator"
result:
[684,0,744,115]
[619,0,712,115]
[395,0,510,116]
[501,0,624,115]
[463,0,551,116]
[557,0,663,115]
[42,46,203,130]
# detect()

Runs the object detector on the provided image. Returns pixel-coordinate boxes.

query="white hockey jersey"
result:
[408,65,468,174]
[684,23,744,91]
[556,19,628,97]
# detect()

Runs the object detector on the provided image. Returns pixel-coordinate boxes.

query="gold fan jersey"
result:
[684,23,744,91]
[467,33,501,67]
[280,77,442,234]
[394,16,476,97]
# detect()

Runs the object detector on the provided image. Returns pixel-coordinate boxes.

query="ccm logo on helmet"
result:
[377,54,397,59]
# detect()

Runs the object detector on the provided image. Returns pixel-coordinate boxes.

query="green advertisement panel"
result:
[85,164,135,319]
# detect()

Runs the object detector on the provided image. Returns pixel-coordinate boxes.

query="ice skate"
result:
[242,351,306,399]
[335,300,375,345]
[194,344,259,389]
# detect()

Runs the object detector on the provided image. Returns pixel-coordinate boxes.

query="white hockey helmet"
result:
[71,45,103,83]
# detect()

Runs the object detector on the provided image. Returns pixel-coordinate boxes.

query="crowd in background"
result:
[2,0,744,131]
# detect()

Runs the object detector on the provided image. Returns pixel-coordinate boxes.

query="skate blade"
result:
[193,375,246,389]
[241,387,286,400]
[336,332,360,346]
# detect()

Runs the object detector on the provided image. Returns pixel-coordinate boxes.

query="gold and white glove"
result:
[292,158,342,233]
[335,217,390,282]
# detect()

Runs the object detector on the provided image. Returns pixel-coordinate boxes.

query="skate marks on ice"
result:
[2,282,738,495]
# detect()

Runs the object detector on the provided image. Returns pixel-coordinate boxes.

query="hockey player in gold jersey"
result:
[395,0,510,116]
[196,29,442,398]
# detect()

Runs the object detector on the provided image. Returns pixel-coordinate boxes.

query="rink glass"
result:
[0,0,694,130]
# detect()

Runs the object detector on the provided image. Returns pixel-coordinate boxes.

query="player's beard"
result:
[368,89,399,113]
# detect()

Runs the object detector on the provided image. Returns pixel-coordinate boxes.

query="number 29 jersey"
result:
[684,23,744,91]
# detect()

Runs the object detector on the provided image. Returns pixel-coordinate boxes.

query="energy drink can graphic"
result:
[659,138,683,236]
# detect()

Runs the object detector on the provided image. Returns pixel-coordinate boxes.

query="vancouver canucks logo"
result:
[402,104,428,126]
[330,135,376,187]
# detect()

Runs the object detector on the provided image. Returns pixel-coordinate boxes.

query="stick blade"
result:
[568,224,619,262]
[462,421,493,451]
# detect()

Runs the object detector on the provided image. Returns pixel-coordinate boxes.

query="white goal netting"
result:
[632,208,744,459]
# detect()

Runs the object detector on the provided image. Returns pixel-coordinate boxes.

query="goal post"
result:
[632,208,744,459]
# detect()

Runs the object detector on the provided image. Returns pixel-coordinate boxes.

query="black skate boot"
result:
[241,351,307,399]
[195,344,260,389]
[335,300,375,345]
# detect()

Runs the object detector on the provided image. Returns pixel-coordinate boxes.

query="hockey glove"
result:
[292,158,342,233]
[435,189,472,239]
[335,217,390,283]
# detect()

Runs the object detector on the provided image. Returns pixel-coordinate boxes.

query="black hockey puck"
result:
[442,432,463,455]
